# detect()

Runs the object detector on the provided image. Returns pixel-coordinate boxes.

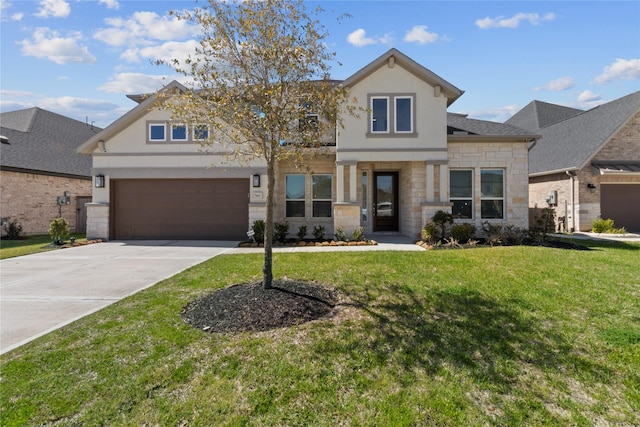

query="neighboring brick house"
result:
[506,91,640,232]
[1,107,99,235]
[78,49,538,241]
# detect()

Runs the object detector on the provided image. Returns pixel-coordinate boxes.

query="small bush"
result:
[352,227,365,242]
[421,222,440,244]
[252,220,265,243]
[592,217,626,234]
[296,225,307,241]
[2,218,24,240]
[450,223,476,243]
[482,222,504,246]
[274,222,289,243]
[312,225,325,240]
[432,210,453,239]
[49,217,70,245]
[334,228,347,242]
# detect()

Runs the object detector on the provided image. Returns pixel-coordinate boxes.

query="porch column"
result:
[439,163,449,202]
[336,164,345,203]
[425,162,435,202]
[349,164,357,203]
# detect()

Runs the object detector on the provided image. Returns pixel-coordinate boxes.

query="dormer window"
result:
[368,94,415,137]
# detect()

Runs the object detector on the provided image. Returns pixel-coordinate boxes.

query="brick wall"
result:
[1,170,91,235]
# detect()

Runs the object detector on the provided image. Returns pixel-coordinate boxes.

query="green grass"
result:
[1,242,639,425]
[0,233,86,259]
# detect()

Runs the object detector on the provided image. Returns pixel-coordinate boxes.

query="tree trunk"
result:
[263,157,275,289]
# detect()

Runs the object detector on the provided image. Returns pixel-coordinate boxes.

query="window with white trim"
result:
[450,170,473,219]
[312,175,332,218]
[149,123,166,141]
[171,124,188,141]
[369,95,415,135]
[285,174,306,218]
[481,169,504,219]
[193,124,209,141]
[395,96,413,133]
[371,97,389,133]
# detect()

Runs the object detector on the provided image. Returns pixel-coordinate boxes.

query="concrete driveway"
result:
[0,240,237,355]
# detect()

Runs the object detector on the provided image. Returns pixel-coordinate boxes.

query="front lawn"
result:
[0,233,86,259]
[1,242,639,425]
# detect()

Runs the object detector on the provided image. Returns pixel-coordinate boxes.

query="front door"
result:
[373,172,399,231]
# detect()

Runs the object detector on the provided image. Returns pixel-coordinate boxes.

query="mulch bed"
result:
[181,280,341,333]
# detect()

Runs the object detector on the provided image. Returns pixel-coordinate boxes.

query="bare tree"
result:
[161,0,354,289]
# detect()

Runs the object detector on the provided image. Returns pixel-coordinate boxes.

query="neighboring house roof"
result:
[1,107,99,178]
[447,113,539,139]
[505,100,583,131]
[517,91,640,176]
[342,48,464,106]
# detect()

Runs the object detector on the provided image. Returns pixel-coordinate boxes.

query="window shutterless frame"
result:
[148,123,166,142]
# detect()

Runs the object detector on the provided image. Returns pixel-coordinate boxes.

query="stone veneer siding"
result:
[448,141,530,230]
[1,170,91,235]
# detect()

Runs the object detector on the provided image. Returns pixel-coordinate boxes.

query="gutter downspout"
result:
[566,171,576,232]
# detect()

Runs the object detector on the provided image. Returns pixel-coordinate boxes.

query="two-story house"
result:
[77,49,538,241]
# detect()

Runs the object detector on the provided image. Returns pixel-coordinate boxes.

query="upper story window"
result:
[298,114,319,132]
[193,124,209,141]
[171,124,188,141]
[368,94,415,137]
[149,123,166,142]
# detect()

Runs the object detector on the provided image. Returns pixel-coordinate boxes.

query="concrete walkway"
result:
[1,235,421,355]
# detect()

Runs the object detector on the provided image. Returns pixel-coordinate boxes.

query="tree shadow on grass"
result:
[327,284,611,391]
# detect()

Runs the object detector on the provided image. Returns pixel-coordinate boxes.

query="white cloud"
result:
[404,25,440,45]
[476,12,556,29]
[593,58,640,84]
[534,76,574,91]
[99,0,119,10]
[347,28,377,47]
[462,105,522,123]
[19,27,96,64]
[11,12,23,21]
[120,40,200,67]
[577,90,601,102]
[97,72,173,94]
[35,0,70,18]
[94,12,197,47]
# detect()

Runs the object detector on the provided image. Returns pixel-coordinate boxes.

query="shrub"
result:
[502,225,528,246]
[482,222,503,246]
[49,217,70,245]
[450,223,476,243]
[432,210,453,239]
[421,222,439,244]
[352,227,365,242]
[274,222,289,243]
[334,228,347,242]
[592,217,626,234]
[312,225,325,240]
[2,218,24,240]
[296,225,307,241]
[251,220,265,243]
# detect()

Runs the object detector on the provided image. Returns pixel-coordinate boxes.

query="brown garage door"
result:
[112,179,249,240]
[601,184,640,232]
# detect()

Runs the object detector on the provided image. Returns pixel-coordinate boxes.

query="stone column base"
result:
[333,203,361,235]
[86,203,109,240]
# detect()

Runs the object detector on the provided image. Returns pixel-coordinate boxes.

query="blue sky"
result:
[1,0,638,128]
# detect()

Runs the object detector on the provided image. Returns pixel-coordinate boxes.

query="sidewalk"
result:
[551,231,640,243]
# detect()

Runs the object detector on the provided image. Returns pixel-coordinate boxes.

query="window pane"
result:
[285,175,305,199]
[450,170,472,197]
[481,200,504,219]
[361,171,368,222]
[286,201,305,217]
[481,170,503,198]
[172,124,187,140]
[396,97,412,132]
[312,175,332,199]
[193,125,209,140]
[372,98,388,132]
[150,124,165,140]
[452,200,473,219]
[313,201,332,218]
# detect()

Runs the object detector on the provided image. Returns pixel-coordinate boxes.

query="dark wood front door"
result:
[373,172,399,232]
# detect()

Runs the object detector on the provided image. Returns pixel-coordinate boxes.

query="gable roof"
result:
[505,100,583,131]
[77,80,187,154]
[342,48,464,106]
[525,91,640,175]
[1,107,99,178]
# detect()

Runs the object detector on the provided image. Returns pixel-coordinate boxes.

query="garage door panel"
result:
[601,184,640,232]
[113,179,249,240]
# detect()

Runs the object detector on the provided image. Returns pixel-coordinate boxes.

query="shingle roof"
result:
[1,107,100,177]
[525,91,640,175]
[447,113,537,137]
[505,100,583,131]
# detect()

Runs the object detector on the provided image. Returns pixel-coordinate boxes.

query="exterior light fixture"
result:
[252,174,261,188]
[587,183,596,193]
[95,174,105,188]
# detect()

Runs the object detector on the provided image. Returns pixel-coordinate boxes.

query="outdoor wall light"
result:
[587,182,596,193]
[95,174,105,188]
[252,174,261,188]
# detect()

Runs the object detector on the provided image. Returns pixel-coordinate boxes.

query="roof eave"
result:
[529,167,579,178]
[448,134,540,143]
